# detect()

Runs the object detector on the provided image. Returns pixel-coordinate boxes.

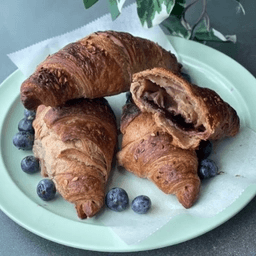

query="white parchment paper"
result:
[7,3,178,79]
[7,2,256,245]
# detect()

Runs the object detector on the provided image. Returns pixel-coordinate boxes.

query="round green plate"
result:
[0,36,256,252]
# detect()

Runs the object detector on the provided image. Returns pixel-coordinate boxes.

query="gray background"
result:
[0,0,256,255]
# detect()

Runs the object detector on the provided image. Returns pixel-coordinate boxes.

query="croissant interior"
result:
[131,68,240,149]
[138,76,207,133]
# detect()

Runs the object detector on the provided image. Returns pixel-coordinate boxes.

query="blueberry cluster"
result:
[13,108,57,202]
[13,109,36,150]
[13,109,41,174]
[196,140,218,179]
[105,187,152,214]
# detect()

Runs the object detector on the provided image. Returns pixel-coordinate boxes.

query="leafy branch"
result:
[83,0,245,43]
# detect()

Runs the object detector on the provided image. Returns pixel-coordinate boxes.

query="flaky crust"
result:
[131,67,240,149]
[33,98,117,218]
[21,31,181,110]
[118,103,200,208]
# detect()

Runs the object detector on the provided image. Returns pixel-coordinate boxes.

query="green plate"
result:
[0,36,256,252]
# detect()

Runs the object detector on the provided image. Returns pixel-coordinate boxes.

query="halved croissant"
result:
[117,102,200,208]
[131,67,240,149]
[21,31,181,110]
[33,98,117,218]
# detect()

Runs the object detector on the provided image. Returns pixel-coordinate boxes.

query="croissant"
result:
[32,98,118,218]
[131,67,240,149]
[117,102,200,208]
[20,31,181,110]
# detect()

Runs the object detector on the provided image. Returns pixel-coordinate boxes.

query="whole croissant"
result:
[21,31,181,110]
[117,102,200,208]
[33,98,118,218]
[131,67,240,149]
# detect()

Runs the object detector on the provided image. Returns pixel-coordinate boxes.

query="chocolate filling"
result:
[142,80,206,133]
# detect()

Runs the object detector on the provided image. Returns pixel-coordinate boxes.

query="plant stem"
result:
[190,0,208,39]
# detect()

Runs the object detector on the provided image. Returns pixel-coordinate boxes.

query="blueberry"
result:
[21,155,40,174]
[105,187,129,212]
[125,92,133,104]
[131,195,151,214]
[13,131,34,150]
[37,179,56,201]
[198,159,218,179]
[24,109,36,120]
[181,72,192,83]
[196,140,213,160]
[18,118,34,133]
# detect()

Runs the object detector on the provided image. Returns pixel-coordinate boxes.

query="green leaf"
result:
[136,0,175,28]
[83,0,98,9]
[108,0,121,20]
[108,0,126,20]
[193,19,236,43]
[161,1,191,39]
[170,0,186,17]
[165,0,176,13]
[162,14,191,39]
[175,0,186,8]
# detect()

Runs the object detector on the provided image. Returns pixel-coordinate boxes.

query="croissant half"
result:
[117,103,200,208]
[33,98,118,218]
[131,67,240,149]
[21,31,181,110]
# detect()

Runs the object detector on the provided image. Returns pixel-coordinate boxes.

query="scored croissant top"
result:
[20,31,181,110]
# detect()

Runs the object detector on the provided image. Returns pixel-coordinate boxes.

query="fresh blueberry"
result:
[196,140,213,160]
[21,155,40,174]
[13,131,34,150]
[198,159,218,179]
[131,195,151,214]
[18,118,34,133]
[181,72,192,83]
[126,92,133,104]
[37,179,56,201]
[24,109,36,120]
[105,187,129,212]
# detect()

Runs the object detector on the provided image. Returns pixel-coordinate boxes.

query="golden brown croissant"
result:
[117,102,200,208]
[131,67,240,149]
[33,98,118,218]
[21,31,181,110]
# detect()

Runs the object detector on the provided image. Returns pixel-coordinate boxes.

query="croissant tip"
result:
[176,183,200,209]
[20,90,42,110]
[76,200,102,219]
